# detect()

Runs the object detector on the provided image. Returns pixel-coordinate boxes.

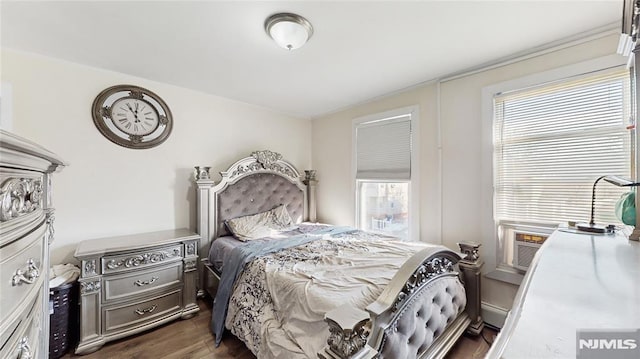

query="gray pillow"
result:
[225,205,293,241]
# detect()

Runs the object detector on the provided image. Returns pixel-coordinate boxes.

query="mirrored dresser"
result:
[0,130,66,359]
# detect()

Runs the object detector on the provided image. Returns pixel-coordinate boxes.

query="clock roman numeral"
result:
[144,112,152,116]
[125,123,132,129]
[118,118,127,123]
[145,120,153,126]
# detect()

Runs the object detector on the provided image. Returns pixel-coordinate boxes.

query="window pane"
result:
[494,68,631,226]
[359,182,409,240]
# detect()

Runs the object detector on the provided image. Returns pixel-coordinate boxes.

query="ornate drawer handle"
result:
[134,304,158,316]
[17,337,32,359]
[134,276,159,287]
[12,259,40,286]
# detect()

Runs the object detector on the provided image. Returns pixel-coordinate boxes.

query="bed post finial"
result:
[303,170,318,222]
[194,166,211,180]
[319,304,372,359]
[458,241,484,336]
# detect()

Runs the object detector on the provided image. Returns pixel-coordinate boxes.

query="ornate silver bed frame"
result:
[194,150,483,359]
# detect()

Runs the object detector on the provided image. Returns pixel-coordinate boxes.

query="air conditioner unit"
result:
[513,231,548,270]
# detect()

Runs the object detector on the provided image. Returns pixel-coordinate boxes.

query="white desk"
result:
[487,229,640,358]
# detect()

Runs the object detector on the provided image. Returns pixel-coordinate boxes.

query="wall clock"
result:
[92,85,173,149]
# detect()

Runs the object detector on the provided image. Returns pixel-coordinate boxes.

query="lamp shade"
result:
[265,13,313,50]
[615,191,636,225]
[603,175,640,187]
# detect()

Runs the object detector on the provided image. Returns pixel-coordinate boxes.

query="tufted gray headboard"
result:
[195,150,312,270]
[215,172,305,237]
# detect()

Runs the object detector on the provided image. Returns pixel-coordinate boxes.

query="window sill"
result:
[485,266,524,286]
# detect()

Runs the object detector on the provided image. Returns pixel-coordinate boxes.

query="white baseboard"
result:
[481,301,509,329]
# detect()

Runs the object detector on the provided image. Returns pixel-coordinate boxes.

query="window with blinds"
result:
[493,68,632,227]
[354,112,414,240]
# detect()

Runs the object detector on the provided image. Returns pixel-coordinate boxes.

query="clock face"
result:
[110,98,160,136]
[92,85,173,149]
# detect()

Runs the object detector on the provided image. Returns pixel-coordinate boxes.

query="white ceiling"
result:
[1,1,623,118]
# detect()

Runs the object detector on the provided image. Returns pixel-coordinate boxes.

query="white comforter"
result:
[225,230,442,358]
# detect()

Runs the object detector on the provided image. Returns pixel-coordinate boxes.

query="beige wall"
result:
[312,33,623,310]
[1,49,311,265]
[312,85,441,242]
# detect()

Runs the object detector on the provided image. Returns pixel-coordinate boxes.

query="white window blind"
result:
[494,68,632,226]
[356,115,412,180]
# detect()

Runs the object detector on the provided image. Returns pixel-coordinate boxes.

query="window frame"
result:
[481,54,630,285]
[352,105,420,241]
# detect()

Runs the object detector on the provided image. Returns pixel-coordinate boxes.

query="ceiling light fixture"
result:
[265,13,313,50]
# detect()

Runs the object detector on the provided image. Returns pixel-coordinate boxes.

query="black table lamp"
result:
[576,175,640,233]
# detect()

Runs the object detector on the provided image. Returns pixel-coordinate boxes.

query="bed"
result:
[194,150,483,359]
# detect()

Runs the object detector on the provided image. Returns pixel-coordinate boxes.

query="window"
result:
[493,67,632,269]
[353,107,418,240]
[358,182,410,238]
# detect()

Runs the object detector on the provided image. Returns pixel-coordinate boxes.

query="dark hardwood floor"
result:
[63,300,497,358]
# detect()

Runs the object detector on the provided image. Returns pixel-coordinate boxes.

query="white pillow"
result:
[270,204,293,228]
[225,205,293,241]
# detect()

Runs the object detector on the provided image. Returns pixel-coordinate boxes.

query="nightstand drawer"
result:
[102,244,183,274]
[0,223,45,320]
[103,289,182,334]
[103,262,183,302]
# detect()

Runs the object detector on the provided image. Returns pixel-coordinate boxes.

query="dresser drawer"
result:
[103,289,182,334]
[0,292,42,359]
[103,262,183,302]
[0,224,45,320]
[102,244,183,274]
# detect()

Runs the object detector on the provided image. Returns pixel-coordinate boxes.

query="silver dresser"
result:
[0,130,65,359]
[74,229,200,355]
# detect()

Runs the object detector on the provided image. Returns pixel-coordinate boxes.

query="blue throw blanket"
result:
[211,226,356,346]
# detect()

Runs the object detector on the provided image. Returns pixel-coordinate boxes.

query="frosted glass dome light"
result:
[265,13,313,50]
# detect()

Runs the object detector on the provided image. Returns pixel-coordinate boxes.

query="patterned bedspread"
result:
[224,226,440,358]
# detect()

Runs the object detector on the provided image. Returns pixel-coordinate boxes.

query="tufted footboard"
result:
[373,276,466,359]
[319,242,483,359]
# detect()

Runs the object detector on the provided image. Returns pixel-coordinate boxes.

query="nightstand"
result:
[74,229,200,355]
